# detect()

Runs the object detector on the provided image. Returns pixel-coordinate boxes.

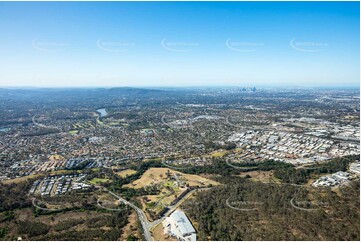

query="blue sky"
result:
[0,1,359,87]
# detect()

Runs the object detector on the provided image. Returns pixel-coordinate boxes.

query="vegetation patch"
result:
[89,178,112,185]
[183,176,360,241]
[68,130,79,135]
[115,169,137,178]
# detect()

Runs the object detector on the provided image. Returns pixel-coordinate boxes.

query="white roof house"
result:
[162,209,197,241]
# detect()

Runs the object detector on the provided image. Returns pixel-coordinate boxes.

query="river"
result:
[96,108,108,117]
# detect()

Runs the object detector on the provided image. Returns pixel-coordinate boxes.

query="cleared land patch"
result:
[124,167,219,189]
[88,178,111,185]
[115,169,137,178]
[210,150,228,158]
[152,222,177,241]
[239,170,280,183]
[124,167,219,220]
[2,174,41,184]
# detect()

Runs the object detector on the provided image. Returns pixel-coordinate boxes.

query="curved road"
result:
[106,189,153,241]
[32,115,59,130]
[105,187,209,241]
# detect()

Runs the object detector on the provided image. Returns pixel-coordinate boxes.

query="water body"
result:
[191,115,221,121]
[97,108,108,117]
[0,127,10,132]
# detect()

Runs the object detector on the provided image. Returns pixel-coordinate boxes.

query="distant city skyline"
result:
[0,1,359,87]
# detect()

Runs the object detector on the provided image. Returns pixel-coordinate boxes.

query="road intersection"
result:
[106,187,209,241]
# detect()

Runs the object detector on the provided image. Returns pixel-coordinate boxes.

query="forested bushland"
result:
[0,180,33,212]
[274,155,359,184]
[1,202,131,240]
[17,220,50,238]
[33,210,131,240]
[104,159,272,197]
[0,179,132,241]
[183,176,360,241]
[177,159,293,176]
[104,155,359,198]
[182,155,358,182]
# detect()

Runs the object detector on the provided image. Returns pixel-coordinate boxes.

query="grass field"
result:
[124,167,219,189]
[97,192,121,208]
[1,174,41,184]
[49,170,82,176]
[89,178,111,185]
[120,211,142,240]
[49,154,65,161]
[71,121,94,130]
[124,167,219,220]
[239,170,281,183]
[210,150,228,157]
[152,222,177,241]
[143,157,163,162]
[115,169,137,178]
[68,130,79,135]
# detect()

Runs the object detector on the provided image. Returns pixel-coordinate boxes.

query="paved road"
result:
[107,190,153,241]
[31,197,63,212]
[149,187,210,229]
[32,115,59,130]
[106,187,210,241]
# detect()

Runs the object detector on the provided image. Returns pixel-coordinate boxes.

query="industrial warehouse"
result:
[162,210,197,241]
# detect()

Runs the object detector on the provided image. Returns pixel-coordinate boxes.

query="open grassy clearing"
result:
[97,193,122,209]
[115,169,137,178]
[49,154,65,160]
[124,167,219,189]
[124,167,219,220]
[238,170,281,183]
[89,178,112,185]
[68,130,79,134]
[210,150,228,158]
[49,169,83,176]
[152,222,177,241]
[2,174,41,184]
[119,211,142,241]
[71,121,94,130]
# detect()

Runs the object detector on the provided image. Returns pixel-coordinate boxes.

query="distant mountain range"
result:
[0,87,171,101]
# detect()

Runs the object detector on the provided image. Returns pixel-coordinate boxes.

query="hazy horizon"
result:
[0,1,359,87]
[0,84,359,90]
